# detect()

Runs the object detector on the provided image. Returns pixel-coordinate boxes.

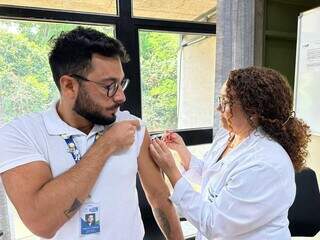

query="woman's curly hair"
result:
[226,66,311,171]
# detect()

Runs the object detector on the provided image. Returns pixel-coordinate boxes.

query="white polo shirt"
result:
[172,128,296,240]
[0,104,146,240]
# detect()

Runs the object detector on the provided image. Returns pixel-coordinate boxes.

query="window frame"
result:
[0,0,216,145]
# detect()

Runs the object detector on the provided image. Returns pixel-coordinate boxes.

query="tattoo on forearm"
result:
[153,208,171,237]
[64,199,82,218]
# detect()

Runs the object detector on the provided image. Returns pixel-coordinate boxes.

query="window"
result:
[0,19,114,127]
[0,0,117,15]
[0,1,216,239]
[140,31,216,132]
[133,0,216,22]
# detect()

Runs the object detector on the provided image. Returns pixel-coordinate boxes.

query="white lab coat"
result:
[171,128,295,240]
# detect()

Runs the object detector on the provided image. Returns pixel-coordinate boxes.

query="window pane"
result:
[139,31,216,132]
[0,19,114,128]
[133,0,217,23]
[0,19,114,239]
[0,0,117,15]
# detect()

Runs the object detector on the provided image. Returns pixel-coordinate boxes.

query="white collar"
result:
[42,102,105,137]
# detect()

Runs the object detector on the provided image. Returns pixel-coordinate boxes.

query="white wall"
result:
[307,135,320,187]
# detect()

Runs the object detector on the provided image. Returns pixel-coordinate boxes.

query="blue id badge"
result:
[80,202,100,236]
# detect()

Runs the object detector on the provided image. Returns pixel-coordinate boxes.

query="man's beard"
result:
[73,87,120,126]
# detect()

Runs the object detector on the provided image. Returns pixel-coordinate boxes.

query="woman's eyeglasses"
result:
[217,96,231,112]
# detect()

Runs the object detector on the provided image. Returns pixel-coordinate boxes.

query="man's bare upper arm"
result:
[1,161,52,218]
[138,130,170,201]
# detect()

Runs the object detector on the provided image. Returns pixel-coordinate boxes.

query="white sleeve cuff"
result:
[181,155,203,184]
[170,177,193,204]
[189,155,203,169]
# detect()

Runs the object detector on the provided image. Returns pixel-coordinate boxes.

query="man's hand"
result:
[100,120,140,153]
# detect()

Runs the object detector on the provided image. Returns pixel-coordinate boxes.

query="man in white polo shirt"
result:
[0,27,183,240]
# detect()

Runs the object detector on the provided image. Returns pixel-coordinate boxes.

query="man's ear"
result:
[59,75,79,99]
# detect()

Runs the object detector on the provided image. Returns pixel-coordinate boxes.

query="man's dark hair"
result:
[49,26,130,90]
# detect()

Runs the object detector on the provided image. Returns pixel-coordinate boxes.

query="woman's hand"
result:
[162,131,192,170]
[149,138,182,187]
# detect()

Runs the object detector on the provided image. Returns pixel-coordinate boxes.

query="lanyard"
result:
[61,132,103,164]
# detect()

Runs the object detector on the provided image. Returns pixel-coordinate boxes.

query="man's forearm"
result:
[151,198,184,240]
[27,142,115,236]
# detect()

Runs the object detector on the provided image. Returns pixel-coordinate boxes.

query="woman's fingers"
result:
[162,130,174,143]
[151,138,164,154]
[149,144,160,159]
[150,139,174,163]
[155,138,171,153]
[151,138,169,155]
[150,139,179,178]
[164,132,183,146]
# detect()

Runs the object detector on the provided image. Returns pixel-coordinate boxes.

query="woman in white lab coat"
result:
[149,66,311,240]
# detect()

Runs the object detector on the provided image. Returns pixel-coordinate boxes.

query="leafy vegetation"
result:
[0,20,178,131]
[139,31,179,131]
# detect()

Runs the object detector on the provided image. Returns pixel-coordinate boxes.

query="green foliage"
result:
[0,20,178,132]
[0,28,56,124]
[0,20,113,126]
[140,32,179,131]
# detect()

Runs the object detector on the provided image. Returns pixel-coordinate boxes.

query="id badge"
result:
[80,202,101,236]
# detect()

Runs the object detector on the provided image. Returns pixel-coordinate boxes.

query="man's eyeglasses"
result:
[70,74,130,98]
[217,96,231,112]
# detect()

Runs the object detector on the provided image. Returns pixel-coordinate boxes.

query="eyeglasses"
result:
[70,74,130,98]
[217,96,231,112]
